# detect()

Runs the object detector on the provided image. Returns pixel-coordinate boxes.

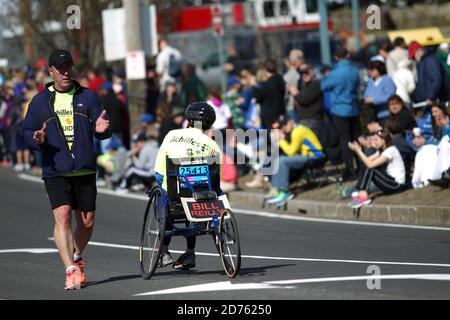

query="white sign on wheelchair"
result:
[180,195,232,222]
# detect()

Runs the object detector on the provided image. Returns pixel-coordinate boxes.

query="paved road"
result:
[1,168,450,300]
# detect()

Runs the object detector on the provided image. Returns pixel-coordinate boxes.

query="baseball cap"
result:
[227,75,240,88]
[140,114,155,124]
[412,127,422,138]
[408,41,423,60]
[439,42,449,50]
[106,138,120,151]
[48,50,74,68]
[132,132,147,143]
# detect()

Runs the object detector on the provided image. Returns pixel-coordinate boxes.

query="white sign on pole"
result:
[102,8,126,62]
[126,51,146,80]
[102,5,158,62]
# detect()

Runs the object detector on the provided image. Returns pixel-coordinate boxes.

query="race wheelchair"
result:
[139,156,241,280]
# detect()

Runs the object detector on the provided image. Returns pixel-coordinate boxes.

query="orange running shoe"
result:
[74,258,87,286]
[65,267,82,290]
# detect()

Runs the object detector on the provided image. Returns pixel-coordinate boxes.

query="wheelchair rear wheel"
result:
[139,187,167,280]
[218,209,241,278]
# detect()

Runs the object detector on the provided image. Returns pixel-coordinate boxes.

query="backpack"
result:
[168,53,182,78]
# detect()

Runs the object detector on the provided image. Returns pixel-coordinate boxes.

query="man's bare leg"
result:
[74,210,95,256]
[53,205,75,268]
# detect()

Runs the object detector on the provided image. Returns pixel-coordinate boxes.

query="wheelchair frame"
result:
[138,157,241,280]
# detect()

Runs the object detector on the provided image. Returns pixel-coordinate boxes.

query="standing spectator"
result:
[410,42,450,104]
[156,37,182,92]
[207,86,231,145]
[371,42,391,63]
[363,60,397,124]
[386,37,408,76]
[86,69,105,94]
[224,76,245,129]
[348,129,405,209]
[321,48,360,180]
[157,80,180,123]
[224,44,243,77]
[284,49,305,116]
[436,42,450,78]
[158,107,185,146]
[145,65,160,116]
[22,50,111,290]
[179,63,207,109]
[251,59,286,130]
[392,59,415,105]
[98,82,126,152]
[287,64,324,136]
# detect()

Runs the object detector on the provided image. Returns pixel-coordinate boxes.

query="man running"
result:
[22,50,111,290]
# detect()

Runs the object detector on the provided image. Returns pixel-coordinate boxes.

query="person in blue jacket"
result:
[363,60,397,125]
[321,47,361,180]
[410,42,450,105]
[22,50,111,290]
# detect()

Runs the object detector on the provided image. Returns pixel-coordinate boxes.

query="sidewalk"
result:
[229,176,450,228]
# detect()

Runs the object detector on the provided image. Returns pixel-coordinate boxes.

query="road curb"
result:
[228,191,450,228]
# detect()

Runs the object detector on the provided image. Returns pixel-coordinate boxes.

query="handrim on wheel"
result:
[139,187,166,280]
[218,209,241,278]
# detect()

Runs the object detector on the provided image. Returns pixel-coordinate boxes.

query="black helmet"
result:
[185,102,216,131]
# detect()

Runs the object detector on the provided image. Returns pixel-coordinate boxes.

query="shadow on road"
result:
[153,263,296,278]
[84,274,141,288]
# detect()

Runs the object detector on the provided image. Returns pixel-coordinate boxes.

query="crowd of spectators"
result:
[1,36,449,208]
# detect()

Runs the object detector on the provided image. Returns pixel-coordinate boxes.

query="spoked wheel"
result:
[139,187,167,280]
[218,209,241,278]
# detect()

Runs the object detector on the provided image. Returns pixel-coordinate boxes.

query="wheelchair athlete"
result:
[154,102,221,270]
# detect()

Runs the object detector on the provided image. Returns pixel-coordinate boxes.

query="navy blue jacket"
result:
[414,49,450,102]
[22,81,111,179]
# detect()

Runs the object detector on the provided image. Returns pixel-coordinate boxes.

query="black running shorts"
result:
[44,174,97,212]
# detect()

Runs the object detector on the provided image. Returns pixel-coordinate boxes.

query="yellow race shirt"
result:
[49,85,75,151]
[155,128,221,191]
[279,125,323,158]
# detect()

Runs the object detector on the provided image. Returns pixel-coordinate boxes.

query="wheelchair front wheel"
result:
[139,187,167,280]
[218,209,241,278]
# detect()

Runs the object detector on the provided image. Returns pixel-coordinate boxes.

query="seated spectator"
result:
[363,60,397,124]
[431,102,448,141]
[287,64,324,136]
[411,128,439,189]
[387,95,416,133]
[384,118,416,188]
[348,129,406,209]
[338,121,384,199]
[97,138,129,189]
[267,114,324,206]
[116,133,159,193]
[429,113,450,188]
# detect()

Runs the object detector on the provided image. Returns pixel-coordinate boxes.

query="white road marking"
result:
[19,173,450,232]
[134,281,291,297]
[0,249,58,254]
[47,238,450,268]
[134,274,450,296]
